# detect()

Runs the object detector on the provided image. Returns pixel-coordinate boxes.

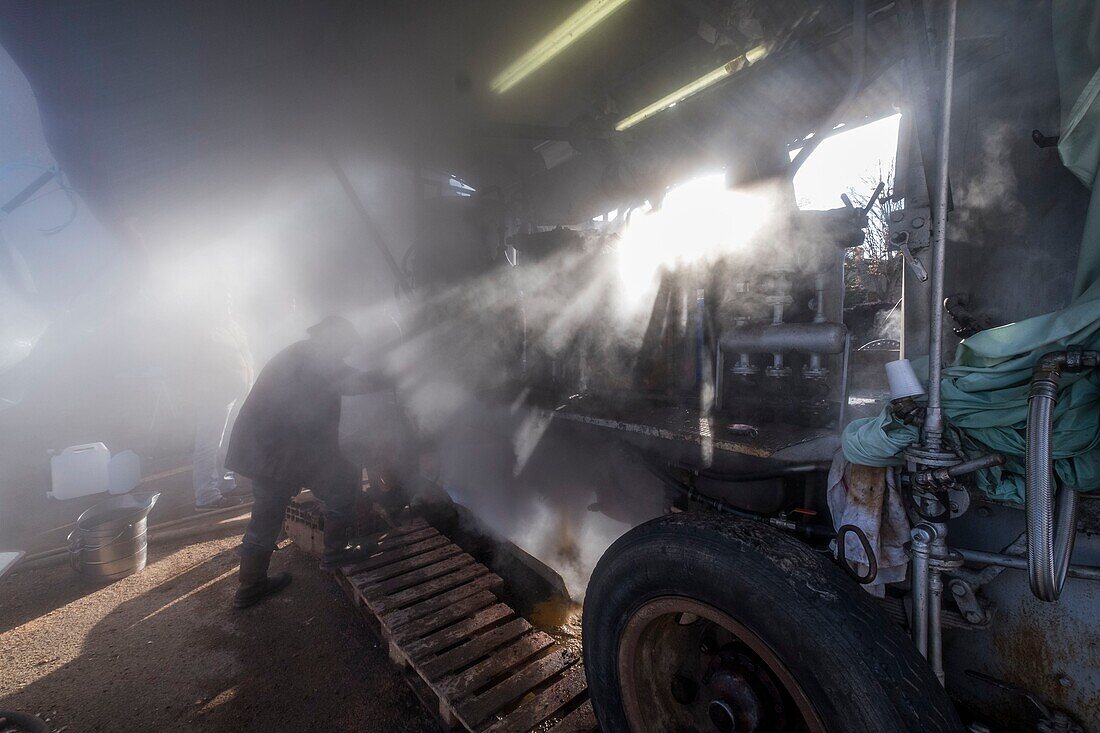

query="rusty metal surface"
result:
[942,504,1100,731]
[542,397,836,459]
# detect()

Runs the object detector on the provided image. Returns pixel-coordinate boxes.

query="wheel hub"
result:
[705,667,762,732]
[617,597,824,733]
[700,643,793,732]
[708,699,739,732]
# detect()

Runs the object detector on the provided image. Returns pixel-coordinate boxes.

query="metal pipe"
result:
[910,523,935,657]
[807,274,828,377]
[714,348,724,410]
[812,274,827,324]
[697,461,830,482]
[928,568,945,684]
[1,169,55,214]
[921,0,958,449]
[958,548,1100,581]
[838,333,852,427]
[720,322,848,355]
[914,452,1006,487]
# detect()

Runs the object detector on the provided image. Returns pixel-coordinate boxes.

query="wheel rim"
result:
[617,596,827,733]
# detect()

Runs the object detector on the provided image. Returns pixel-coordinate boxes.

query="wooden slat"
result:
[365,553,476,597]
[373,565,493,613]
[344,535,451,575]
[406,604,513,660]
[391,591,500,645]
[370,526,439,551]
[382,575,504,631]
[335,519,592,733]
[367,518,428,543]
[419,618,531,681]
[545,699,597,733]
[456,647,578,728]
[439,631,556,702]
[484,663,588,733]
[352,544,464,586]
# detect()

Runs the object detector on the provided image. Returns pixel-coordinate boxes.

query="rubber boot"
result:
[319,517,378,571]
[319,540,379,571]
[234,548,291,608]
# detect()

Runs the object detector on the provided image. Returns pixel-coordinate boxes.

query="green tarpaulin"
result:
[842,2,1100,503]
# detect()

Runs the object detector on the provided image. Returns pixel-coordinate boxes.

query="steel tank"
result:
[67,492,160,582]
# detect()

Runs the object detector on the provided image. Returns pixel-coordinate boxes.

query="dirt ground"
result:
[0,526,441,732]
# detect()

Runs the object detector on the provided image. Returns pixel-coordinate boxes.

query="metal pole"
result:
[910,524,934,657]
[327,153,411,295]
[922,0,957,449]
[928,548,946,684]
[1,169,55,215]
[958,548,1100,581]
[838,333,852,428]
[929,571,945,683]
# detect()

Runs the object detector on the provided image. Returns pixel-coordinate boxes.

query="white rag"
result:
[827,451,911,596]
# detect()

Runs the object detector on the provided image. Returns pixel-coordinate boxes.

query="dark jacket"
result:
[226,340,359,486]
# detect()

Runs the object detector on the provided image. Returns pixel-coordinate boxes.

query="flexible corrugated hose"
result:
[1025,350,1098,601]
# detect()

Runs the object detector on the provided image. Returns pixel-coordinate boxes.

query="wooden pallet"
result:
[335,518,597,733]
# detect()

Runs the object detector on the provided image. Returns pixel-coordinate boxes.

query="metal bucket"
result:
[67,492,160,582]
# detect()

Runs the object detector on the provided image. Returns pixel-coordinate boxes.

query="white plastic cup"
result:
[885,358,926,400]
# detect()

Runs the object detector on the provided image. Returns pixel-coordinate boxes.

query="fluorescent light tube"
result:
[615,43,772,131]
[491,0,633,93]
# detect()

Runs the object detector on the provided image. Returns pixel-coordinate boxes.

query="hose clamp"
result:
[1065,344,1084,372]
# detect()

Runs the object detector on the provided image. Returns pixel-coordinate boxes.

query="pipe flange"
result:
[929,547,965,570]
[801,366,829,380]
[905,444,959,468]
[731,364,760,376]
[765,366,792,378]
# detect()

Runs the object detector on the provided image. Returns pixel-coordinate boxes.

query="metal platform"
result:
[335,519,597,732]
[543,398,838,460]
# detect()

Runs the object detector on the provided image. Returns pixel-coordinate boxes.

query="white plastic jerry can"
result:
[49,443,111,500]
[108,449,142,495]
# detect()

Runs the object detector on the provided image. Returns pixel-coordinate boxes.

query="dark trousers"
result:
[242,472,358,554]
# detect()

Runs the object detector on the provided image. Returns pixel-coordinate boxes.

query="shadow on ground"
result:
[0,529,441,732]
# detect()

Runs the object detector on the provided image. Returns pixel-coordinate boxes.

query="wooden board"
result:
[336,519,598,732]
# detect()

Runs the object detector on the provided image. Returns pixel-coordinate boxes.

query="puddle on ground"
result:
[529,597,583,656]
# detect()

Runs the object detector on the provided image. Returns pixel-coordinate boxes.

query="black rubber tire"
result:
[0,711,49,733]
[582,513,963,733]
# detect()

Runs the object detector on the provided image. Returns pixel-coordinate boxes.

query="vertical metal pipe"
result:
[714,348,724,410]
[910,524,934,657]
[838,334,852,427]
[922,0,958,448]
[812,273,827,324]
[928,560,946,684]
[808,273,827,374]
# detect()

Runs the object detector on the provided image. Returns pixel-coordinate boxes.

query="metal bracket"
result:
[889,206,931,250]
[947,578,989,626]
[889,206,931,282]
